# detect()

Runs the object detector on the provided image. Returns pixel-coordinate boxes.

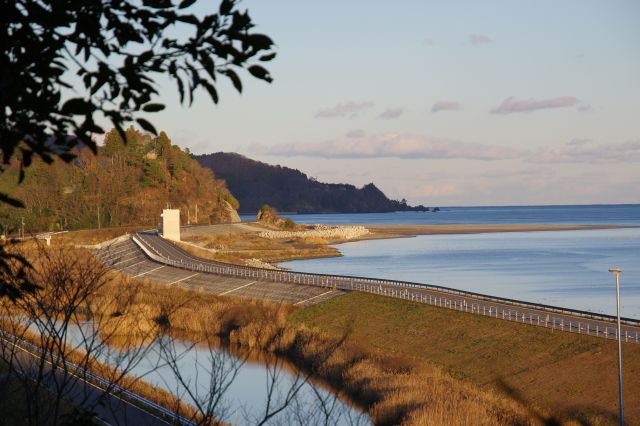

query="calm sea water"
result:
[270,205,640,319]
[241,204,640,226]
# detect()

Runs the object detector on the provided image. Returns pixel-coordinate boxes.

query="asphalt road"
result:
[97,237,342,306]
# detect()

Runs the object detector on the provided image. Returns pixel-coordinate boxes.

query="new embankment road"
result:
[99,232,640,344]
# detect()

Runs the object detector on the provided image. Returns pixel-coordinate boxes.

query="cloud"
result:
[423,38,434,47]
[258,133,524,161]
[490,96,584,114]
[528,140,640,164]
[253,132,640,165]
[566,138,590,146]
[315,101,374,118]
[345,129,366,138]
[431,101,461,113]
[377,108,404,120]
[468,34,493,46]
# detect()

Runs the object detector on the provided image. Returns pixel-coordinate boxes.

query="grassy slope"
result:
[290,292,640,424]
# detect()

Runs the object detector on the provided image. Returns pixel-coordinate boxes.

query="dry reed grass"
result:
[5,242,542,425]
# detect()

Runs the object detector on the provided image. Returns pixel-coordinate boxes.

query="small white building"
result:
[160,209,180,241]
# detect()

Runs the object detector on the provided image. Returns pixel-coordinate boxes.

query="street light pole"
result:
[609,267,624,426]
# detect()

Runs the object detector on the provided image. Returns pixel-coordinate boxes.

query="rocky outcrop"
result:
[258,225,369,240]
[222,200,241,223]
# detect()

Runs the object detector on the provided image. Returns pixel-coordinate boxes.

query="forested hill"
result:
[0,128,239,233]
[194,152,427,214]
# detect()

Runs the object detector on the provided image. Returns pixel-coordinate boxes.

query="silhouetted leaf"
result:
[179,0,198,8]
[248,65,272,82]
[0,192,25,208]
[136,118,157,134]
[202,81,219,103]
[248,34,274,50]
[223,69,242,93]
[259,52,277,62]
[61,98,91,115]
[142,103,165,112]
[220,0,234,15]
[177,14,199,25]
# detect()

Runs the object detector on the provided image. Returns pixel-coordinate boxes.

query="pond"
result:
[27,319,370,426]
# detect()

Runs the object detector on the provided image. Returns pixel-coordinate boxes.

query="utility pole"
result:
[21,216,25,239]
[609,267,624,426]
[195,204,198,224]
[97,205,101,229]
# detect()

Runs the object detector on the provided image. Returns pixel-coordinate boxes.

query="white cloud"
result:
[431,100,461,113]
[258,133,524,161]
[315,101,374,118]
[468,34,493,46]
[491,96,585,114]
[528,140,640,164]
[377,108,404,120]
[255,134,640,165]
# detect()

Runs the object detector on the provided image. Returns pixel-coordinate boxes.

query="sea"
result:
[241,205,640,319]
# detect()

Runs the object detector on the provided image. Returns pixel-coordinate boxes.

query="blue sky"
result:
[145,0,640,206]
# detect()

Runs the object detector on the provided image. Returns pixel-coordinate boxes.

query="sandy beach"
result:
[357,224,634,241]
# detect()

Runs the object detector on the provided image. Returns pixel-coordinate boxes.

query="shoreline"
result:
[351,223,634,242]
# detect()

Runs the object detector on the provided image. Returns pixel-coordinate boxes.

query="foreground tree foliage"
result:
[1,0,274,298]
[1,0,275,185]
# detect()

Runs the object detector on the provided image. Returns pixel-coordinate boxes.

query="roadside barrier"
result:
[0,329,195,425]
[128,233,640,345]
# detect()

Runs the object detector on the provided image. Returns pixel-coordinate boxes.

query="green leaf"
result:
[248,65,272,83]
[136,118,157,135]
[142,103,165,112]
[61,98,91,115]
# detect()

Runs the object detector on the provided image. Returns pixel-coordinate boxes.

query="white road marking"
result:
[168,273,199,285]
[133,265,165,278]
[121,260,147,270]
[294,290,335,306]
[100,246,137,259]
[112,255,145,267]
[219,281,257,295]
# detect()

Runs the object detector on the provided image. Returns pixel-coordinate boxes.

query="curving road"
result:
[126,232,640,344]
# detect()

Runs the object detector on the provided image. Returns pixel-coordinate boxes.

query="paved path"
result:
[121,232,640,344]
[97,236,343,306]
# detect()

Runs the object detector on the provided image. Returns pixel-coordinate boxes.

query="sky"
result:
[145,0,640,207]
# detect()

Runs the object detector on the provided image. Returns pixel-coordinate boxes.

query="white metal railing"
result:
[0,329,194,425]
[125,234,640,345]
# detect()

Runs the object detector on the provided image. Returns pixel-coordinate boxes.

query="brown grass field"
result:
[181,232,340,266]
[290,292,640,425]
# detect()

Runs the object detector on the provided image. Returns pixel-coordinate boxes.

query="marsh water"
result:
[56,324,370,426]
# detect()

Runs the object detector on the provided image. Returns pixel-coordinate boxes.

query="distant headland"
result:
[194,152,429,214]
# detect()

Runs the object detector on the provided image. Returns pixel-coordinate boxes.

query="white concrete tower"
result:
[160,209,181,241]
